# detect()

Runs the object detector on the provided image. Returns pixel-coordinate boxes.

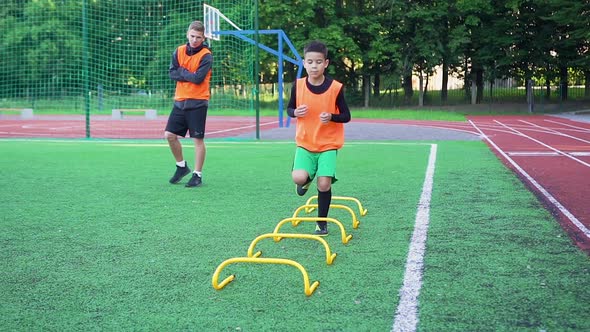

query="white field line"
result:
[469,120,590,239]
[518,120,590,144]
[494,120,590,168]
[0,139,435,148]
[544,119,590,133]
[392,143,437,332]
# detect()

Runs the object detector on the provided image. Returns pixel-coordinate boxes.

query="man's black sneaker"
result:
[185,173,202,187]
[313,224,328,236]
[169,164,191,184]
[296,181,312,196]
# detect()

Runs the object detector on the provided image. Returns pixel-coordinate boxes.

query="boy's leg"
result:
[314,150,338,235]
[315,180,332,235]
[165,132,184,162]
[185,105,207,187]
[295,172,312,196]
[193,138,206,173]
[165,104,191,184]
[292,147,317,196]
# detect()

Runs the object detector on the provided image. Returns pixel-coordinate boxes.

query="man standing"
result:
[165,21,212,187]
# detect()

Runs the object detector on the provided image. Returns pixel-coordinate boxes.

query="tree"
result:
[543,0,590,99]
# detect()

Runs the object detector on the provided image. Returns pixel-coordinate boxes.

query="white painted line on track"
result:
[507,151,560,156]
[507,151,590,157]
[206,120,279,135]
[392,143,437,332]
[470,120,590,239]
[398,123,481,136]
[518,120,590,144]
[544,119,590,133]
[494,120,590,168]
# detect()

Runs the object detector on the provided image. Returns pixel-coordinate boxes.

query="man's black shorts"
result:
[165,100,208,138]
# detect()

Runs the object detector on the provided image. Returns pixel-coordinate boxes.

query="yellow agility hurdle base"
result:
[292,204,360,229]
[304,195,368,216]
[273,217,353,244]
[247,233,337,265]
[211,257,320,296]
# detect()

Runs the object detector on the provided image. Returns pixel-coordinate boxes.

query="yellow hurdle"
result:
[247,233,337,265]
[211,257,320,296]
[304,195,368,216]
[292,204,360,229]
[273,217,353,244]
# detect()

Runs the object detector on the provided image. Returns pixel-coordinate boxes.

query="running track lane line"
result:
[544,119,590,133]
[206,120,279,135]
[494,120,590,168]
[469,120,590,239]
[392,143,437,332]
[518,120,590,144]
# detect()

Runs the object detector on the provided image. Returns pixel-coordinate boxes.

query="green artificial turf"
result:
[0,140,588,331]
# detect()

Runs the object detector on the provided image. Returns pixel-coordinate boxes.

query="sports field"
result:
[1,138,589,331]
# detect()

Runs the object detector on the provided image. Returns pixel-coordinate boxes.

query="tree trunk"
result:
[464,59,471,101]
[545,75,551,100]
[585,70,590,97]
[373,73,380,97]
[424,74,429,102]
[476,68,484,103]
[471,80,477,105]
[363,74,370,108]
[441,61,449,103]
[403,74,413,103]
[560,66,568,101]
[418,71,424,107]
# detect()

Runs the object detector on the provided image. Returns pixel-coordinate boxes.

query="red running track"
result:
[0,115,281,139]
[468,115,590,253]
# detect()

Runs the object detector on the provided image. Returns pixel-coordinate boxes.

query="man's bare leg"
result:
[166,131,191,184]
[193,138,206,173]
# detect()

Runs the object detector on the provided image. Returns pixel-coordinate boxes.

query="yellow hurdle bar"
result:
[211,257,320,296]
[304,195,368,216]
[247,233,337,265]
[273,217,353,244]
[292,204,360,229]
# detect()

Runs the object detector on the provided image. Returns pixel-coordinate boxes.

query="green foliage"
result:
[0,0,588,110]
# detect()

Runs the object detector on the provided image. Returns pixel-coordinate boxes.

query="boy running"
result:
[286,40,351,236]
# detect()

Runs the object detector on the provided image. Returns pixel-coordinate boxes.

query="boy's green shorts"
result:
[292,147,338,183]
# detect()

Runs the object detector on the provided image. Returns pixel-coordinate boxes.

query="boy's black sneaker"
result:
[296,181,312,196]
[185,173,202,187]
[313,224,328,236]
[169,164,191,184]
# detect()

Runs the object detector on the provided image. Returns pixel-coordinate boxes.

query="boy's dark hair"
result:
[188,21,205,33]
[304,40,328,59]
